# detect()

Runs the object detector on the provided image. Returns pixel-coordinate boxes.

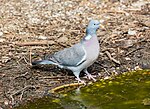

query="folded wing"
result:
[46,43,86,67]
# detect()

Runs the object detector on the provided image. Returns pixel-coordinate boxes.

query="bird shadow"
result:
[31,64,88,77]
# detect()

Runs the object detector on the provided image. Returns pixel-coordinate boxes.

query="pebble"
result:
[0,31,3,36]
[57,36,68,43]
[1,56,11,63]
[0,38,5,42]
[144,21,150,27]
[38,36,47,40]
[125,57,131,61]
[4,100,9,105]
[104,76,110,80]
[128,29,136,35]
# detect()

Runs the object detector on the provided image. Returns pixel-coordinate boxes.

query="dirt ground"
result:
[0,0,150,108]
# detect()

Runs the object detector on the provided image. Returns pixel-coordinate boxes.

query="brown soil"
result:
[0,0,150,108]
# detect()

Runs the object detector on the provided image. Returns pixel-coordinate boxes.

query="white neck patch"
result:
[85,34,92,40]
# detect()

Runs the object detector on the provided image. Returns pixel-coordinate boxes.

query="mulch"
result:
[0,0,150,108]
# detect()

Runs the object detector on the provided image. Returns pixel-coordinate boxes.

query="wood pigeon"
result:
[32,20,103,84]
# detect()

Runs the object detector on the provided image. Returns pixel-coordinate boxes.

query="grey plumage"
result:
[32,20,101,83]
[50,43,86,67]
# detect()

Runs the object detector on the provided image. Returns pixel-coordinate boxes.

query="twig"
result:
[10,85,36,96]
[105,51,121,65]
[49,83,84,93]
[14,72,29,79]
[101,34,117,44]
[0,63,6,67]
[95,61,110,75]
[125,47,144,56]
[125,9,141,11]
[29,48,32,66]
[15,41,55,46]
[23,57,29,65]
[106,10,129,15]
[10,85,35,105]
[20,90,25,101]
[103,67,110,75]
[56,42,70,48]
[10,85,35,101]
[39,76,74,79]
[10,95,15,105]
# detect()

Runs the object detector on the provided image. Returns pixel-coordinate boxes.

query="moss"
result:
[15,70,150,109]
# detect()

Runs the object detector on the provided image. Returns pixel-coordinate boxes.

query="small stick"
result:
[49,83,84,93]
[103,67,110,75]
[10,85,36,105]
[29,48,32,66]
[20,90,25,101]
[106,10,129,15]
[14,72,29,79]
[0,63,6,67]
[10,95,15,105]
[15,41,55,46]
[39,76,74,79]
[10,85,36,96]
[23,57,29,65]
[105,51,120,65]
[125,47,144,56]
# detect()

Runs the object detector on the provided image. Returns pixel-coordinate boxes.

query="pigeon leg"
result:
[73,71,86,84]
[83,69,96,81]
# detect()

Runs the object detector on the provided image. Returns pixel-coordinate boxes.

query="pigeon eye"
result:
[94,24,96,25]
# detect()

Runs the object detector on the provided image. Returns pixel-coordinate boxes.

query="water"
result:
[15,70,150,109]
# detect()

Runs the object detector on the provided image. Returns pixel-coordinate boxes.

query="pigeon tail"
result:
[32,60,54,65]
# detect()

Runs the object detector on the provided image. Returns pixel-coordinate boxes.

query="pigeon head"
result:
[86,20,100,35]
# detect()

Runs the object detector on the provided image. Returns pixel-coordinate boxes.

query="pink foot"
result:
[87,73,96,82]
[83,69,96,82]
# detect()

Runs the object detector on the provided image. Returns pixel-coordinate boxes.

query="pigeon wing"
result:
[46,43,86,67]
